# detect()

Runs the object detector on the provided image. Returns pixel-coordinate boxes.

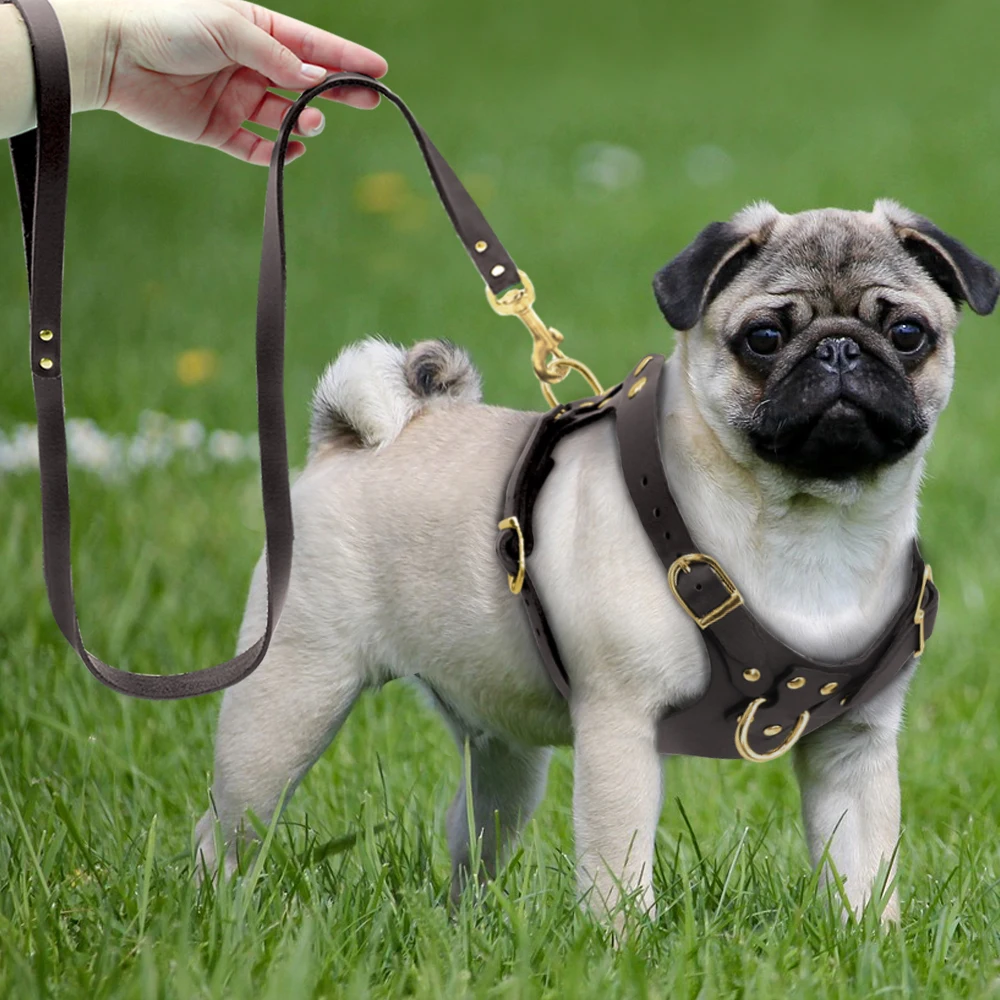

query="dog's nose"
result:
[814,336,861,374]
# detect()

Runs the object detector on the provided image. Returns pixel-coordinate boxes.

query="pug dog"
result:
[194,199,998,923]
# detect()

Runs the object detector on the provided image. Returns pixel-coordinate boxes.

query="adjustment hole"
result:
[653,507,661,519]
[695,583,703,591]
[664,532,671,540]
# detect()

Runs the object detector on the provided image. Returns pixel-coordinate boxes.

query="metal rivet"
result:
[39,329,54,341]
[840,697,849,706]
[743,668,761,683]
[628,376,647,398]
[634,355,653,376]
[787,676,806,690]
[475,241,488,253]
[763,724,782,737]
[490,264,506,277]
[820,682,839,696]
[39,358,54,370]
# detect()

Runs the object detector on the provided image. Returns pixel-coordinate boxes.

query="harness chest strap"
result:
[496,354,939,761]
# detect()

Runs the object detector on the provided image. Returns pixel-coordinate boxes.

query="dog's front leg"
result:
[793,671,912,923]
[571,698,662,926]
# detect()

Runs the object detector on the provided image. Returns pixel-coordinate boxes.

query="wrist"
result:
[48,0,119,114]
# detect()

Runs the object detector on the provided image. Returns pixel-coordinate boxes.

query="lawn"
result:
[2,0,1000,996]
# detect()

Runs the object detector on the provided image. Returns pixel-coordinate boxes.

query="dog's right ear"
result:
[653,204,779,331]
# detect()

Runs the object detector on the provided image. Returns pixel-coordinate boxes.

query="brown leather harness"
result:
[8,0,938,762]
[496,355,938,761]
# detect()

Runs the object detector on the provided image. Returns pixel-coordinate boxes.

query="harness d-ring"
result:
[734,697,810,763]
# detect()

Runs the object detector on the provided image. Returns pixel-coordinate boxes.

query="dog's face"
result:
[654,201,999,484]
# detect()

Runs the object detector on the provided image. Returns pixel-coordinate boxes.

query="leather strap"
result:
[7,0,525,697]
[498,354,939,759]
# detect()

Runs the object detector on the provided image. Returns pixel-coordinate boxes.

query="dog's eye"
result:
[744,326,783,356]
[890,320,926,354]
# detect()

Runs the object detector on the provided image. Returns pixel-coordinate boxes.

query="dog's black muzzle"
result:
[749,336,927,480]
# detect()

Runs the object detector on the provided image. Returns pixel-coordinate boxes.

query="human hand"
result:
[88,0,387,165]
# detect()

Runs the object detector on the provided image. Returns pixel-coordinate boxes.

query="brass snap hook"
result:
[486,270,603,408]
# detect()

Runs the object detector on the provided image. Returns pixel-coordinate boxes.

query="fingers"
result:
[254,7,387,79]
[249,92,326,135]
[217,126,307,167]
[319,86,381,111]
[219,1,387,84]
[215,9,322,90]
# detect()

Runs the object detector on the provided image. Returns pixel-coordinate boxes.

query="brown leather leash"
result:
[497,356,939,761]
[7,0,594,699]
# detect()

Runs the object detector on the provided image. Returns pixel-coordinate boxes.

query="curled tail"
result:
[309,338,482,454]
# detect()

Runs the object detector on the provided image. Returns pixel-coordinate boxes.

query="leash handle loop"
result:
[7,0,292,698]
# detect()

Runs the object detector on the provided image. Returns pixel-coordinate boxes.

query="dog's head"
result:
[654,201,999,484]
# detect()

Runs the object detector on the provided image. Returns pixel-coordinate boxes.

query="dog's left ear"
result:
[879,201,1000,315]
[653,203,780,331]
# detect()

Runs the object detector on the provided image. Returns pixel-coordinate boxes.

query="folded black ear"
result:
[653,222,761,331]
[896,217,1000,316]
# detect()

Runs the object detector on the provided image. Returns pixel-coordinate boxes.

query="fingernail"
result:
[308,113,325,136]
[300,63,327,80]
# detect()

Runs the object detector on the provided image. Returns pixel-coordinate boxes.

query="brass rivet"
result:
[39,358,54,370]
[743,668,761,683]
[820,682,839,696]
[840,697,849,706]
[475,241,488,253]
[627,376,647,398]
[598,395,615,408]
[634,355,653,376]
[787,676,806,690]
[763,724,783,737]
[490,264,506,277]
[39,329,54,341]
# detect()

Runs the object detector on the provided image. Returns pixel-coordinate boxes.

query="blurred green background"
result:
[3,0,1000,996]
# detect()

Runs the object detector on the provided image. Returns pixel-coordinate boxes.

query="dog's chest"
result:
[695,505,910,662]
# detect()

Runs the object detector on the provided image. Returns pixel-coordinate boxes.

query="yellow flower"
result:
[176,349,218,386]
[355,171,410,214]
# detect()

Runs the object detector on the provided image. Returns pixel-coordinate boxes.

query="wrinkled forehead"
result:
[745,212,922,312]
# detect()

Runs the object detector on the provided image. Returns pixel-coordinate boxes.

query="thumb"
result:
[219,13,327,89]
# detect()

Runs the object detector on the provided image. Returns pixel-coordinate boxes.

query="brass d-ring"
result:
[734,697,810,763]
[497,516,526,595]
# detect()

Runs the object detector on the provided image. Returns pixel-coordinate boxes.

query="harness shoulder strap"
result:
[8,0,522,697]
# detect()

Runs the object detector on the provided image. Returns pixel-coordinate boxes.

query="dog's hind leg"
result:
[442,721,552,903]
[194,639,364,880]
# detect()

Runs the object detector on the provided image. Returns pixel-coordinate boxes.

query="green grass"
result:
[3,0,1000,995]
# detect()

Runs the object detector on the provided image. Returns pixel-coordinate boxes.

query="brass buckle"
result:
[667,553,744,629]
[486,269,603,408]
[913,562,933,657]
[734,697,811,763]
[497,516,526,595]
